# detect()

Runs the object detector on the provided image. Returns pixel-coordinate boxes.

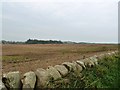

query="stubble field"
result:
[2,44,118,74]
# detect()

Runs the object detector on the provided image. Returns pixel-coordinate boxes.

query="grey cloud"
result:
[2,0,118,43]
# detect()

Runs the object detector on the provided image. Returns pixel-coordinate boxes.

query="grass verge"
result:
[47,54,120,88]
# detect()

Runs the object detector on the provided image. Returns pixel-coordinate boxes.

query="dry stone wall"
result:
[1,51,118,89]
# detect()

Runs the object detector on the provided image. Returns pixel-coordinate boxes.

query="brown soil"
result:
[2,44,118,75]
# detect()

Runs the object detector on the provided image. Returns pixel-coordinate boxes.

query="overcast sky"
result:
[1,0,119,43]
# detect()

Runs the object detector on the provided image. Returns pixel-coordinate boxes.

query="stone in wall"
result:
[46,66,61,80]
[0,79,7,90]
[94,55,99,59]
[69,62,77,72]
[62,62,73,71]
[88,60,95,67]
[107,53,112,56]
[114,51,118,56]
[111,51,116,55]
[106,52,117,58]
[82,58,95,67]
[1,83,7,90]
[98,54,105,60]
[89,57,98,65]
[22,71,36,89]
[2,71,22,90]
[76,60,86,69]
[35,68,51,88]
[22,84,31,90]
[72,61,83,74]
[62,61,83,74]
[115,50,118,53]
[54,65,68,77]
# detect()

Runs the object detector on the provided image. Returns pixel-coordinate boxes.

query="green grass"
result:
[47,54,120,88]
[2,56,26,62]
[81,54,119,88]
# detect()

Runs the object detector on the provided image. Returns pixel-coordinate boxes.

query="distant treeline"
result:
[25,39,63,44]
[2,39,64,44]
[1,39,95,44]
[1,40,25,44]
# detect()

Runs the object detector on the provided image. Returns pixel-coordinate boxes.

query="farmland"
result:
[2,44,118,74]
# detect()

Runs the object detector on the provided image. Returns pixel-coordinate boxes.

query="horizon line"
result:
[1,39,118,44]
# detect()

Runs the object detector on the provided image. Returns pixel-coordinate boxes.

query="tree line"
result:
[1,39,63,44]
[25,39,63,44]
[1,39,93,44]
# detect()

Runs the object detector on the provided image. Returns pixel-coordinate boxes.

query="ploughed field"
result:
[2,44,118,74]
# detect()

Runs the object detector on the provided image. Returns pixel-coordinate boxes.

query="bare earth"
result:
[2,44,118,75]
